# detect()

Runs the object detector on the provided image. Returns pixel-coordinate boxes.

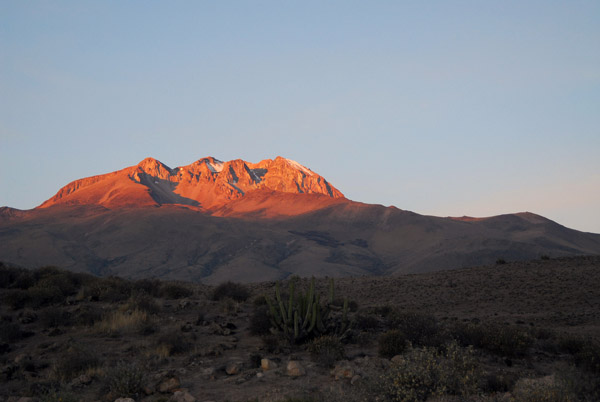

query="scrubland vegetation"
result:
[1,258,599,401]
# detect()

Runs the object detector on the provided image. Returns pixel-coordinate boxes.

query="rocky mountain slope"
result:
[1,156,600,283]
[38,156,343,211]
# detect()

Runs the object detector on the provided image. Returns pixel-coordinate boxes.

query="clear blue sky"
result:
[1,1,599,233]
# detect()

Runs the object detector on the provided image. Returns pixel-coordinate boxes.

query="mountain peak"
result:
[38,156,344,212]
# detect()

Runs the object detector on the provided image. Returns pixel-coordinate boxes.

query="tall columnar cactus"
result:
[265,277,351,344]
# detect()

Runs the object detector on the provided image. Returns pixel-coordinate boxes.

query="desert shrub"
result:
[132,278,162,297]
[73,305,103,326]
[95,309,153,336]
[262,335,282,354]
[450,322,533,357]
[0,321,24,343]
[12,269,36,289]
[52,346,100,382]
[308,335,345,367]
[0,264,18,288]
[558,335,587,354]
[156,330,190,355]
[387,310,442,347]
[81,277,132,302]
[540,254,551,260]
[253,294,268,306]
[378,329,408,358]
[496,258,507,265]
[3,289,31,309]
[575,339,600,374]
[381,342,480,401]
[159,283,193,299]
[27,285,65,308]
[39,389,79,402]
[40,309,72,328]
[482,371,519,393]
[250,305,272,335]
[212,281,249,302]
[34,270,80,297]
[106,361,145,398]
[512,375,575,402]
[353,312,380,332]
[126,293,161,314]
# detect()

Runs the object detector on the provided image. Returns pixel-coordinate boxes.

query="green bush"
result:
[212,281,249,302]
[378,329,408,358]
[308,335,345,367]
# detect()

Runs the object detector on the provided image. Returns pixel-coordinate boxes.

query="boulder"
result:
[169,390,196,402]
[157,376,180,393]
[260,358,278,371]
[286,361,306,377]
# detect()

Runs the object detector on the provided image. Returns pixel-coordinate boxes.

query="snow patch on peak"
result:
[207,159,224,173]
[196,157,224,173]
[283,158,314,176]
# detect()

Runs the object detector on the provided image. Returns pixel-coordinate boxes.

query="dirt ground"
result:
[1,255,599,401]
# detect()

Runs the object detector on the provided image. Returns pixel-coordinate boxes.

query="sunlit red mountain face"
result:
[2,156,600,283]
[38,156,345,216]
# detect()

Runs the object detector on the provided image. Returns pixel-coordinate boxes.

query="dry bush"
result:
[39,309,72,328]
[381,342,480,401]
[450,322,533,357]
[378,329,408,358]
[159,283,193,299]
[73,305,103,326]
[126,292,161,314]
[52,345,100,382]
[309,335,345,367]
[81,277,132,302]
[132,278,162,297]
[156,330,191,355]
[95,309,154,336]
[3,289,30,310]
[0,321,24,343]
[387,310,442,347]
[105,361,146,399]
[250,305,272,335]
[212,281,249,302]
[353,312,380,332]
[575,339,600,374]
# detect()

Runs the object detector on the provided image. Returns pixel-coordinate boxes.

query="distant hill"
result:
[1,156,599,283]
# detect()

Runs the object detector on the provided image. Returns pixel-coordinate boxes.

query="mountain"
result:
[1,156,600,283]
[38,156,343,213]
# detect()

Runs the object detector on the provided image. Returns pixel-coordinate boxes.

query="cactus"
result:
[265,277,353,344]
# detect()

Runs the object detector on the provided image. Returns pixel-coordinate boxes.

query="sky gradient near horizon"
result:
[1,1,599,233]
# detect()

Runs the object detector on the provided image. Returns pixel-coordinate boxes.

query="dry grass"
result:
[95,309,151,336]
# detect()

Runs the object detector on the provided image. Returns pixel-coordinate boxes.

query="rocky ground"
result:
[1,256,599,401]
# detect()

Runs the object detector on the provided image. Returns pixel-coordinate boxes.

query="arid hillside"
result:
[1,256,599,401]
